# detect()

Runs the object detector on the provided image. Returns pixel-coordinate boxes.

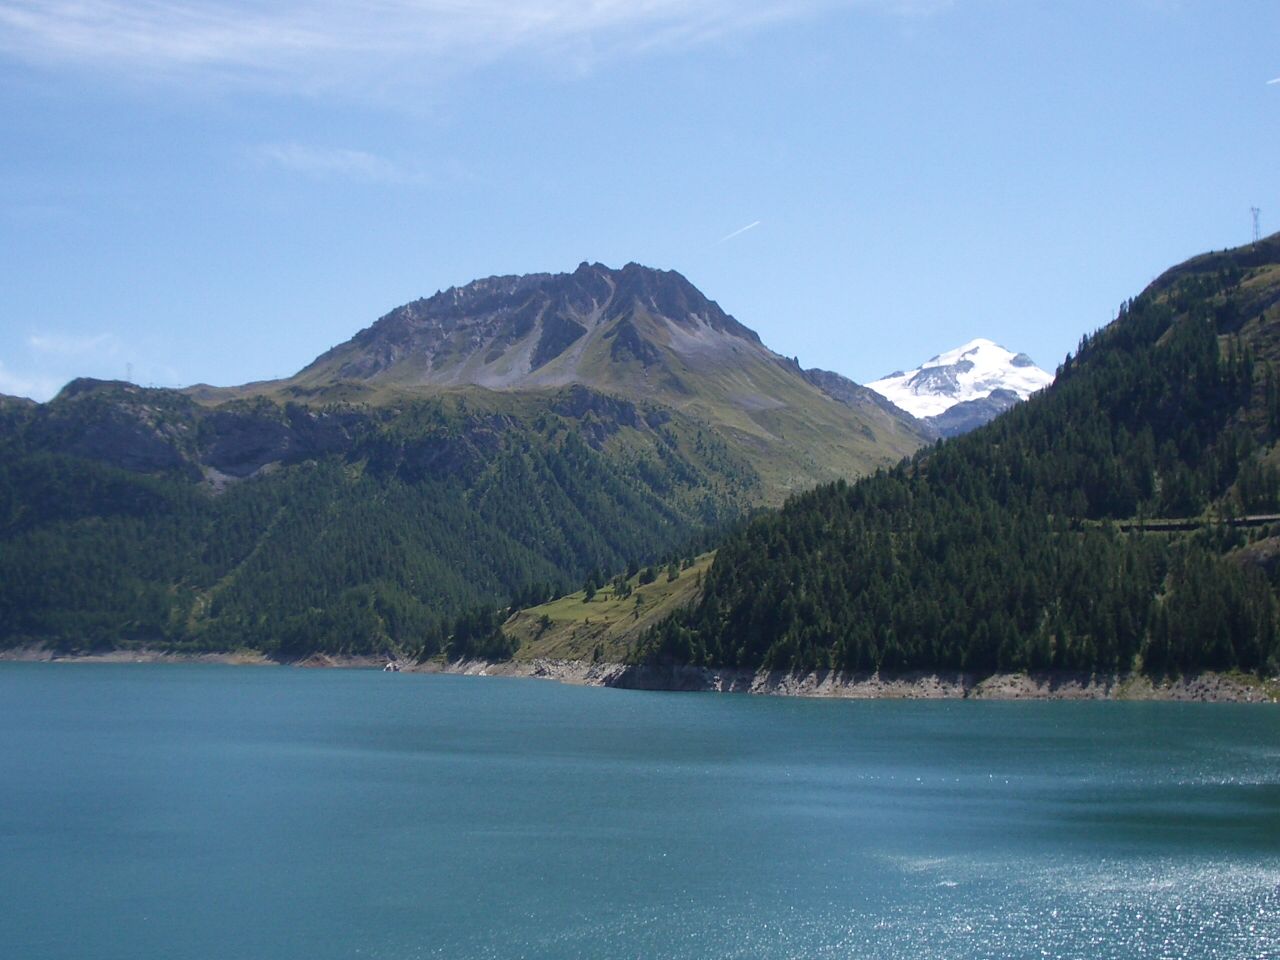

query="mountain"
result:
[799,366,935,428]
[924,388,1022,438]
[867,338,1054,436]
[286,261,928,497]
[295,261,762,396]
[0,263,928,656]
[639,235,1280,680]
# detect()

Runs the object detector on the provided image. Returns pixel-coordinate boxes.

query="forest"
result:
[639,244,1280,677]
[8,240,1280,677]
[0,392,737,659]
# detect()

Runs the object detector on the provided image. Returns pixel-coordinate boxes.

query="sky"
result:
[1,0,1278,401]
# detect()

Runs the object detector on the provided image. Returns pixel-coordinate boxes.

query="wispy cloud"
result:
[1269,77,1280,85]
[27,331,120,355]
[715,220,762,244]
[0,1,951,89]
[249,143,425,184]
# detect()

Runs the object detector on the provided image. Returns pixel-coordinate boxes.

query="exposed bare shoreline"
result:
[427,658,1279,702]
[3,646,1276,702]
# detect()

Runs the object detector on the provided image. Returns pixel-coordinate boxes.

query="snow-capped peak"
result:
[867,338,1053,420]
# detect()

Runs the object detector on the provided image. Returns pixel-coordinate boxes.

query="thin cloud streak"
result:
[715,220,762,244]
[250,143,427,185]
[27,331,119,355]
[0,1,952,88]
[1269,77,1280,85]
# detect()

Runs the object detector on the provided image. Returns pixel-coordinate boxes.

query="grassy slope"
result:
[551,306,927,500]
[200,291,929,509]
[186,370,921,508]
[504,553,715,662]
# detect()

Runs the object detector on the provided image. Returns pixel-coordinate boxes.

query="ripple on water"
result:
[391,858,1279,960]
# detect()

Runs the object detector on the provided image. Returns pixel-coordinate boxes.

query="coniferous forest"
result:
[0,261,922,663]
[639,239,1280,678]
[0,389,739,659]
[7,238,1280,679]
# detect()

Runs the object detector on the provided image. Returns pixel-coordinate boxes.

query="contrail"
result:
[715,220,761,244]
[1269,77,1280,85]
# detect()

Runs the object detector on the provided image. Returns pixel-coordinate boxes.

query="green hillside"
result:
[639,236,1280,678]
[501,553,714,663]
[0,385,736,657]
[0,263,925,657]
[280,262,928,503]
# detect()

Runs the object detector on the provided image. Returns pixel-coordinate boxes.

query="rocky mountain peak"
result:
[866,338,1054,435]
[296,262,764,391]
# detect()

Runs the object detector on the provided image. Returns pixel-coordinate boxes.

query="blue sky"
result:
[1,0,1278,400]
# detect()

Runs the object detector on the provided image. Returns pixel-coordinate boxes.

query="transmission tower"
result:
[1252,207,1262,244]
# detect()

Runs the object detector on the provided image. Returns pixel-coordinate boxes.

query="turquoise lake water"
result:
[1,663,1278,959]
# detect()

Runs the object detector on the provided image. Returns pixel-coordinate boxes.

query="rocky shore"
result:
[3,647,1275,702]
[421,657,1280,703]
[0,646,274,666]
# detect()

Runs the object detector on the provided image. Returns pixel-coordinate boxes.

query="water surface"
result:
[2,664,1277,959]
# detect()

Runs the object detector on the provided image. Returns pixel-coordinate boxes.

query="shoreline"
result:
[426,658,1280,702]
[0,646,278,666]
[2,646,1276,702]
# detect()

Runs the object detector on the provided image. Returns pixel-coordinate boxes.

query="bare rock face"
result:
[297,261,765,394]
[926,388,1022,438]
[198,404,364,477]
[802,366,938,439]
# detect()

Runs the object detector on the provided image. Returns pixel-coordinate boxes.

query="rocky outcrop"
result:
[13,381,372,481]
[803,366,939,439]
[413,658,1278,702]
[32,380,202,476]
[199,403,363,477]
[925,388,1021,438]
[298,261,764,390]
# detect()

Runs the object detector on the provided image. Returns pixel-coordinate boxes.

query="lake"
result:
[1,663,1277,959]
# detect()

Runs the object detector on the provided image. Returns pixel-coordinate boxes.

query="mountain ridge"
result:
[215,260,931,502]
[0,261,928,656]
[21,263,931,505]
[295,261,762,394]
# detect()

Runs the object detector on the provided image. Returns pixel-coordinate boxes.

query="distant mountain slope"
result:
[800,366,936,432]
[0,263,928,656]
[0,381,747,656]
[287,262,929,499]
[296,262,761,396]
[640,235,1280,679]
[867,338,1053,435]
[924,388,1022,438]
